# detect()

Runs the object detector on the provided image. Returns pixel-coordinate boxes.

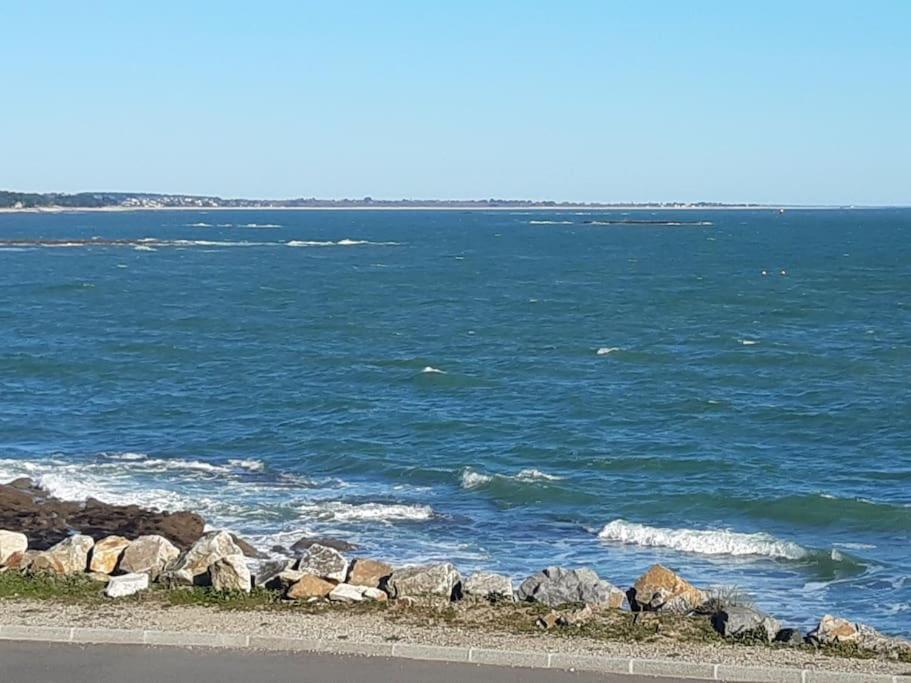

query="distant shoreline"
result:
[0,204,874,214]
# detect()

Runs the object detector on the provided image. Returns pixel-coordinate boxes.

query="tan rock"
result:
[29,535,94,575]
[286,574,335,600]
[88,535,131,574]
[632,564,707,613]
[119,535,179,580]
[347,558,393,588]
[0,530,28,566]
[210,553,251,592]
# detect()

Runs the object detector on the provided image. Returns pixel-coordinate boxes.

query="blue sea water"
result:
[0,208,908,634]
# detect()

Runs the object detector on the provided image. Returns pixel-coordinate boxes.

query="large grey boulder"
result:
[29,535,94,575]
[295,543,348,582]
[463,571,514,599]
[386,563,461,600]
[0,530,28,566]
[119,534,180,580]
[517,567,626,608]
[105,572,149,598]
[210,553,252,592]
[712,606,781,642]
[164,530,243,586]
[254,559,300,590]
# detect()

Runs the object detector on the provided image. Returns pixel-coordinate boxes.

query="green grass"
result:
[0,570,107,603]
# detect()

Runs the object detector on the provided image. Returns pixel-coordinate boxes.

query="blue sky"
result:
[2,1,909,204]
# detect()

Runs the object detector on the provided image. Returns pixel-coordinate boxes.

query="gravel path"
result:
[3,599,909,676]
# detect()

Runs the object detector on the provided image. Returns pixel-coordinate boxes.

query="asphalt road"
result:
[0,641,693,682]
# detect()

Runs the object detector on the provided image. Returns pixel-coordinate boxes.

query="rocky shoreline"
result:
[1,479,908,668]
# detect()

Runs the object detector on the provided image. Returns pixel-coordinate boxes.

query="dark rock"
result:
[712,606,780,643]
[774,628,804,646]
[289,536,358,553]
[0,480,204,550]
[229,534,267,559]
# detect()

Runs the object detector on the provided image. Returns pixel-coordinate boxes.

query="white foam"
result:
[296,501,433,522]
[460,468,493,488]
[739,339,759,346]
[103,452,148,461]
[186,222,212,227]
[460,467,563,488]
[421,366,446,374]
[598,519,809,560]
[515,468,564,481]
[529,220,573,225]
[596,347,620,355]
[133,245,157,251]
[228,458,265,472]
[239,223,281,228]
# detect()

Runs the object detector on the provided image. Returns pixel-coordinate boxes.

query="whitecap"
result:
[598,519,809,560]
[597,347,620,355]
[739,339,759,346]
[515,468,564,482]
[228,458,265,472]
[185,222,213,227]
[296,501,433,522]
[460,468,493,488]
[421,366,446,374]
[133,245,157,251]
[528,220,573,225]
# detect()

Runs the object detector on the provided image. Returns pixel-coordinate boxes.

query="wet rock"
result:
[164,530,242,586]
[29,535,94,575]
[88,535,131,574]
[463,571,514,600]
[0,530,28,566]
[0,480,203,550]
[287,574,335,600]
[774,627,804,646]
[807,615,911,656]
[295,543,348,582]
[210,553,252,592]
[229,534,267,559]
[105,572,149,598]
[119,535,180,580]
[630,564,707,613]
[346,558,393,588]
[712,605,781,643]
[329,583,366,602]
[386,563,461,600]
[290,537,358,553]
[517,567,626,609]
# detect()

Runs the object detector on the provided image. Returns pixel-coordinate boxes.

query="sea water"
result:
[0,208,908,634]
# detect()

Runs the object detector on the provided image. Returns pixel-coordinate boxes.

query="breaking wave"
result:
[460,467,564,489]
[296,501,433,522]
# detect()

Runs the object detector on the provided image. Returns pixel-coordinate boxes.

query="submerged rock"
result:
[164,530,243,586]
[210,553,252,592]
[463,571,514,600]
[295,543,348,582]
[286,574,335,600]
[119,535,180,580]
[346,558,393,588]
[630,564,707,613]
[0,530,28,566]
[712,605,781,643]
[229,534,267,559]
[29,535,94,575]
[105,572,149,598]
[88,535,131,574]
[386,563,461,600]
[517,567,626,609]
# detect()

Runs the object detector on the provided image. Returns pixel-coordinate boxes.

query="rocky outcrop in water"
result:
[0,480,204,550]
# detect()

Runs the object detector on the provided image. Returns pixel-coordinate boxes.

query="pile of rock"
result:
[3,525,909,660]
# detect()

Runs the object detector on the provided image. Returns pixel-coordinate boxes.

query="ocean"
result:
[0,208,908,634]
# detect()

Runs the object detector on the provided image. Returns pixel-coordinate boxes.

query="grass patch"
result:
[0,570,106,604]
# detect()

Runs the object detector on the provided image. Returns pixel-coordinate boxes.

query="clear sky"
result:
[2,1,909,204]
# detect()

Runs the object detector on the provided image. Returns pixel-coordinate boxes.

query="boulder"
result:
[296,543,348,582]
[463,571,514,599]
[0,530,28,566]
[807,615,911,656]
[774,628,804,646]
[164,530,243,586]
[230,534,267,559]
[119,535,180,580]
[286,574,335,600]
[254,559,295,589]
[290,536,357,553]
[105,572,149,598]
[4,550,38,571]
[516,567,626,608]
[346,558,393,588]
[29,535,94,575]
[630,564,707,613]
[362,586,388,602]
[712,606,781,642]
[210,553,252,592]
[386,563,461,600]
[88,535,131,574]
[329,583,366,602]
